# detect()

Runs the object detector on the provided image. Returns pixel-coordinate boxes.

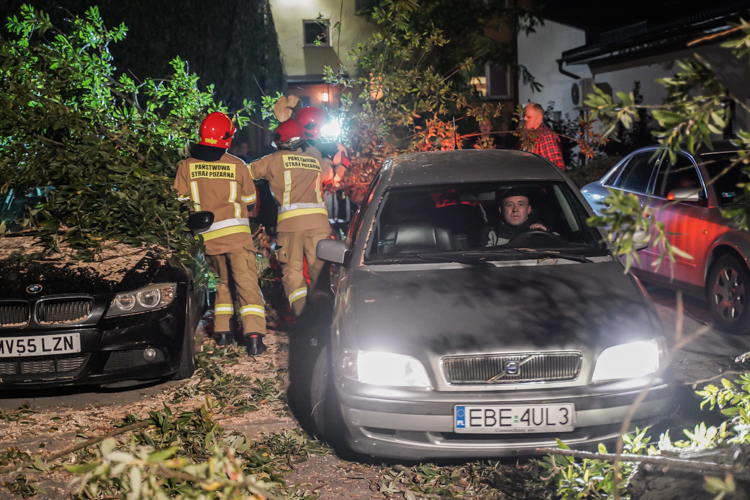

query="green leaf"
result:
[64,462,98,474]
[147,446,178,463]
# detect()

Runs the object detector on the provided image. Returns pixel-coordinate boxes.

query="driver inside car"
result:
[482,188,548,247]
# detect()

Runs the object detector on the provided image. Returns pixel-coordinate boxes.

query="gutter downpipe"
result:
[557,59,581,80]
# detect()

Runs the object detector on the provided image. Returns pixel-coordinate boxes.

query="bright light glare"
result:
[592,340,661,382]
[320,120,342,141]
[321,92,329,102]
[356,351,431,388]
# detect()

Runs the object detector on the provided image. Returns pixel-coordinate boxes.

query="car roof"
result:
[386,150,565,187]
[630,141,747,160]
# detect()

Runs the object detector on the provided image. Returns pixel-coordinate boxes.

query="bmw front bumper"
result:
[0,301,190,389]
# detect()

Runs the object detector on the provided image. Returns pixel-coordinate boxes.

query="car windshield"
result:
[365,181,606,263]
[702,153,749,206]
[1,188,48,232]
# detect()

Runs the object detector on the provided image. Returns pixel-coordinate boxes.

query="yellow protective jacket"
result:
[174,153,257,255]
[249,146,334,232]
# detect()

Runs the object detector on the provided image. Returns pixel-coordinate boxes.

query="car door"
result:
[609,150,661,272]
[646,152,708,286]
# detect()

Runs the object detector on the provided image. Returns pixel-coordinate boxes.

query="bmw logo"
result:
[26,284,43,294]
[506,361,519,375]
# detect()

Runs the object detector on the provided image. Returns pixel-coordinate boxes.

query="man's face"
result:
[479,119,492,135]
[524,107,543,130]
[502,196,531,226]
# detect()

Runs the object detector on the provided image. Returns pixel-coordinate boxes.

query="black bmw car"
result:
[0,189,208,389]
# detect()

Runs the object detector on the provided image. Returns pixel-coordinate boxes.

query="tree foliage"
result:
[575,24,750,271]
[0,5,253,260]
[0,0,285,109]
[539,372,750,500]
[314,1,538,201]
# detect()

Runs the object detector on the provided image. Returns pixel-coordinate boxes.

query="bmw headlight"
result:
[592,339,666,382]
[341,349,432,388]
[106,283,177,318]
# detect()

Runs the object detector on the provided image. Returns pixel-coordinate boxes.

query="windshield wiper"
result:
[510,248,594,263]
[413,253,497,267]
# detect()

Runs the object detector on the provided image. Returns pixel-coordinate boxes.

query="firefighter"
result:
[297,106,349,181]
[249,118,342,317]
[174,112,267,355]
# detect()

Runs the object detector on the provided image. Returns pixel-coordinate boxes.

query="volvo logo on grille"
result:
[26,284,42,294]
[486,355,537,383]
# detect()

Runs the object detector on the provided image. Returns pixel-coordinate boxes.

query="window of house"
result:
[471,63,512,99]
[303,20,329,47]
[486,64,511,98]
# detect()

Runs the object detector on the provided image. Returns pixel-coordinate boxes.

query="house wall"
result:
[517,20,591,119]
[518,19,750,135]
[592,44,750,133]
[270,0,377,80]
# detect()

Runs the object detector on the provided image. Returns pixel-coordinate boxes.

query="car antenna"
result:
[453,116,458,150]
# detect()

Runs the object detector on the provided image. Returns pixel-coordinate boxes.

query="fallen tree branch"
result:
[0,421,151,474]
[93,246,152,262]
[688,370,750,387]
[536,448,750,478]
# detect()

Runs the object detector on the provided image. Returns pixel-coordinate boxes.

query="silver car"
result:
[313,149,670,460]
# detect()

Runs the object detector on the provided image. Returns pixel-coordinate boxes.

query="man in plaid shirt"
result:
[516,103,565,169]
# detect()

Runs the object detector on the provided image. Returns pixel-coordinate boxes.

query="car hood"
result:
[0,248,180,298]
[349,259,660,356]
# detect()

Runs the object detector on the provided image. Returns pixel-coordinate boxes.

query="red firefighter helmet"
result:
[274,119,305,145]
[296,107,327,140]
[199,112,235,149]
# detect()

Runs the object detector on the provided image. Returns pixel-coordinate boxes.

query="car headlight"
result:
[106,283,177,318]
[341,349,431,388]
[591,339,666,382]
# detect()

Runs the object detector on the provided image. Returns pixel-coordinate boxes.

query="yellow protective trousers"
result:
[276,227,332,316]
[207,248,266,334]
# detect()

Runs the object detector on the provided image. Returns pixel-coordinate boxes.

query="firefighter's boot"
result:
[214,331,234,346]
[244,333,267,356]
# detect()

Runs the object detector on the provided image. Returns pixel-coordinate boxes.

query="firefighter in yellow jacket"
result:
[174,112,267,355]
[249,118,340,316]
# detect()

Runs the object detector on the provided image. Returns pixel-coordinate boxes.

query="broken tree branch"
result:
[536,448,750,478]
[0,421,151,474]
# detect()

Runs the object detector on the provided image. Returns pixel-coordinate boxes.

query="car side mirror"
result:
[667,188,700,203]
[317,239,351,266]
[633,229,649,251]
[187,211,214,234]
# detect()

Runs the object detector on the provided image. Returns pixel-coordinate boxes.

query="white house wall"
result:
[270,0,377,79]
[517,20,591,119]
[519,19,750,133]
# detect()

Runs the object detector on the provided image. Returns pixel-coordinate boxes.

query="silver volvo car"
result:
[313,149,671,460]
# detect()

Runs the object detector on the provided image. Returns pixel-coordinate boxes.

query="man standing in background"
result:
[517,103,565,169]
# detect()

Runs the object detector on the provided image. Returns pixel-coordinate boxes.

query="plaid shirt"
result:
[517,125,565,169]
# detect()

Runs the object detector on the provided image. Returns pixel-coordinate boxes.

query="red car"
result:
[582,145,750,333]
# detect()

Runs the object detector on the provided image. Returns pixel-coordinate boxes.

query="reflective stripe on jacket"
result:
[174,153,257,254]
[249,146,333,232]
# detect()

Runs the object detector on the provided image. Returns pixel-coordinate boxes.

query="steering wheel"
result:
[507,230,565,247]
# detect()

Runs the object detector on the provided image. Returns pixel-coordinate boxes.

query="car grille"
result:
[0,353,89,377]
[37,299,93,325]
[442,352,582,384]
[0,303,30,328]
